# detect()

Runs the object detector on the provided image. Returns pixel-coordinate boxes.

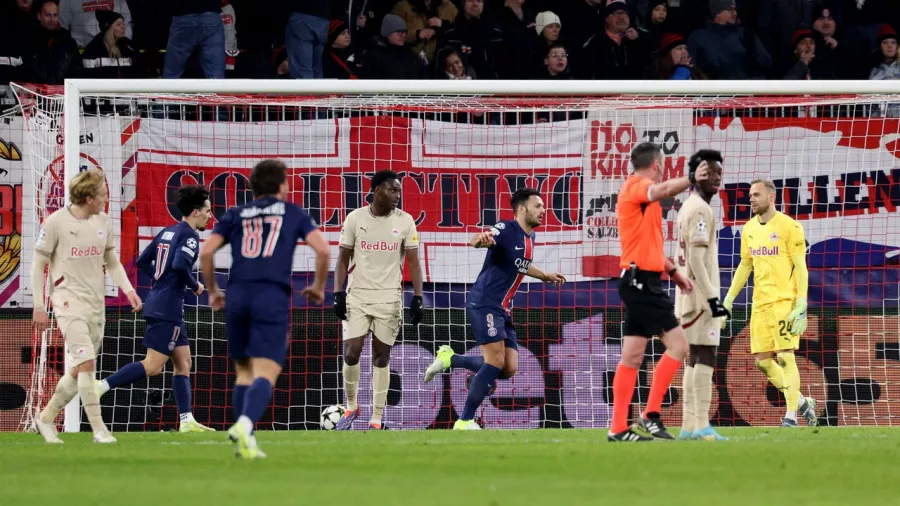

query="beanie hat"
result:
[791,29,815,49]
[605,0,628,17]
[649,0,668,12]
[813,4,838,22]
[877,24,898,44]
[535,11,561,36]
[327,19,349,47]
[381,14,407,39]
[708,0,735,17]
[657,32,685,55]
[95,10,124,34]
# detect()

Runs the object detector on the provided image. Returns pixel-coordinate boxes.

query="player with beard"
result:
[723,179,818,427]
[424,188,566,430]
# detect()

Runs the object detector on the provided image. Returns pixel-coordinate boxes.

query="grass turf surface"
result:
[3,428,900,505]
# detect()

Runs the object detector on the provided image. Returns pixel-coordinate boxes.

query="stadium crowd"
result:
[1,0,899,85]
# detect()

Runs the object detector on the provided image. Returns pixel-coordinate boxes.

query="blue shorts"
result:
[143,318,189,356]
[466,306,518,349]
[226,284,291,365]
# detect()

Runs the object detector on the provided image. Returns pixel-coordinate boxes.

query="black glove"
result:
[708,298,731,319]
[410,295,424,325]
[333,291,347,320]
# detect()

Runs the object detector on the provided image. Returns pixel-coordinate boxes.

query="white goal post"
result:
[12,78,900,433]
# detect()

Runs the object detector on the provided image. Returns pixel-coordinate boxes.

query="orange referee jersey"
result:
[617,175,665,272]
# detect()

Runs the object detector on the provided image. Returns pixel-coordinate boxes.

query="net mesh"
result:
[8,84,900,431]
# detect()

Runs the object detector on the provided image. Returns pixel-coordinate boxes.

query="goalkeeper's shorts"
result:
[750,299,800,354]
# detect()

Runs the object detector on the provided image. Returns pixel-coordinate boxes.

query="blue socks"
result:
[451,354,484,373]
[242,377,273,425]
[172,375,192,418]
[460,364,502,421]
[233,384,249,422]
[104,362,146,389]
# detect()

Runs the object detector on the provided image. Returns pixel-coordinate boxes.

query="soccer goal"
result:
[11,79,900,433]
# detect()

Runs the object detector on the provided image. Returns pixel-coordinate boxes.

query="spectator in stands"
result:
[536,42,570,79]
[392,0,457,67]
[580,0,647,79]
[441,0,504,79]
[782,29,816,79]
[811,4,863,79]
[358,14,428,79]
[163,0,225,79]
[286,0,330,79]
[639,0,669,50]
[757,0,816,76]
[558,0,604,50]
[687,0,772,79]
[869,24,900,80]
[435,46,475,78]
[495,0,535,79]
[28,0,82,84]
[532,11,563,76]
[58,0,132,48]
[221,1,238,76]
[843,0,889,54]
[648,32,705,79]
[323,19,359,79]
[0,0,37,93]
[81,10,143,78]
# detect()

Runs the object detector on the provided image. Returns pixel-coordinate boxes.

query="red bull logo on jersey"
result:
[71,245,104,258]
[749,245,779,256]
[360,240,399,252]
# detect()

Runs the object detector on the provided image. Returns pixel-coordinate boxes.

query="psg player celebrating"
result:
[424,188,566,430]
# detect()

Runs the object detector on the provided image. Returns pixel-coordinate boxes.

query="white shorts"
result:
[342,296,402,346]
[56,316,105,366]
[681,309,721,347]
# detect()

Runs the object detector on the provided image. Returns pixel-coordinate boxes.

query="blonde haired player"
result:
[31,169,143,443]
[675,150,729,441]
[723,179,817,427]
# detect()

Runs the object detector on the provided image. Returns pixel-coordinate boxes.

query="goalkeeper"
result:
[723,179,817,427]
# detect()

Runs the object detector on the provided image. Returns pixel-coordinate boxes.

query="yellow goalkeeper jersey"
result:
[740,211,806,306]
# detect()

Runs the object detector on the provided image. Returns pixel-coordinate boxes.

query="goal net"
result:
[8,80,900,432]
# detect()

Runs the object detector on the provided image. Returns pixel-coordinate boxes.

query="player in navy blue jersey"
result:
[424,188,566,430]
[200,159,330,459]
[97,185,215,433]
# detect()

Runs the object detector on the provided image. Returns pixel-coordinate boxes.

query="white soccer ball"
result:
[320,405,346,430]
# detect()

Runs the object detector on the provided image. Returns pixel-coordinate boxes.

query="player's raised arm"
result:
[470,229,497,248]
[103,219,142,312]
[646,160,710,203]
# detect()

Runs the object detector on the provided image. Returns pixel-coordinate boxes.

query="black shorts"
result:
[618,270,679,339]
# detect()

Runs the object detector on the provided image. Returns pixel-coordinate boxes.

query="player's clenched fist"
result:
[300,285,325,304]
[471,230,496,248]
[543,272,566,286]
[208,290,225,311]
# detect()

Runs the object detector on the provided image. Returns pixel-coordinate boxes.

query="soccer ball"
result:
[320,405,345,430]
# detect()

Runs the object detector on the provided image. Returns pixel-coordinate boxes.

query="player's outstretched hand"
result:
[126,291,143,313]
[333,291,347,320]
[673,271,694,293]
[194,282,205,296]
[410,295,424,325]
[471,231,496,248]
[209,290,226,311]
[33,308,49,333]
[301,285,325,304]
[544,272,566,287]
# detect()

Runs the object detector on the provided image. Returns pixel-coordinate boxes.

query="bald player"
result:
[32,169,143,444]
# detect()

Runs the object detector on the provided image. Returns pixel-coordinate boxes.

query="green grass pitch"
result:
[3,428,900,505]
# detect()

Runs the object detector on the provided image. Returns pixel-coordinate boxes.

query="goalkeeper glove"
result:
[410,295,424,325]
[708,298,731,319]
[333,291,347,321]
[720,294,735,329]
[787,297,807,336]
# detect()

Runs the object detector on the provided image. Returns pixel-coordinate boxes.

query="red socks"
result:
[610,363,638,433]
[643,353,681,417]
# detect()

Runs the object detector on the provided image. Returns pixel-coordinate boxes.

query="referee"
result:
[608,142,711,442]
